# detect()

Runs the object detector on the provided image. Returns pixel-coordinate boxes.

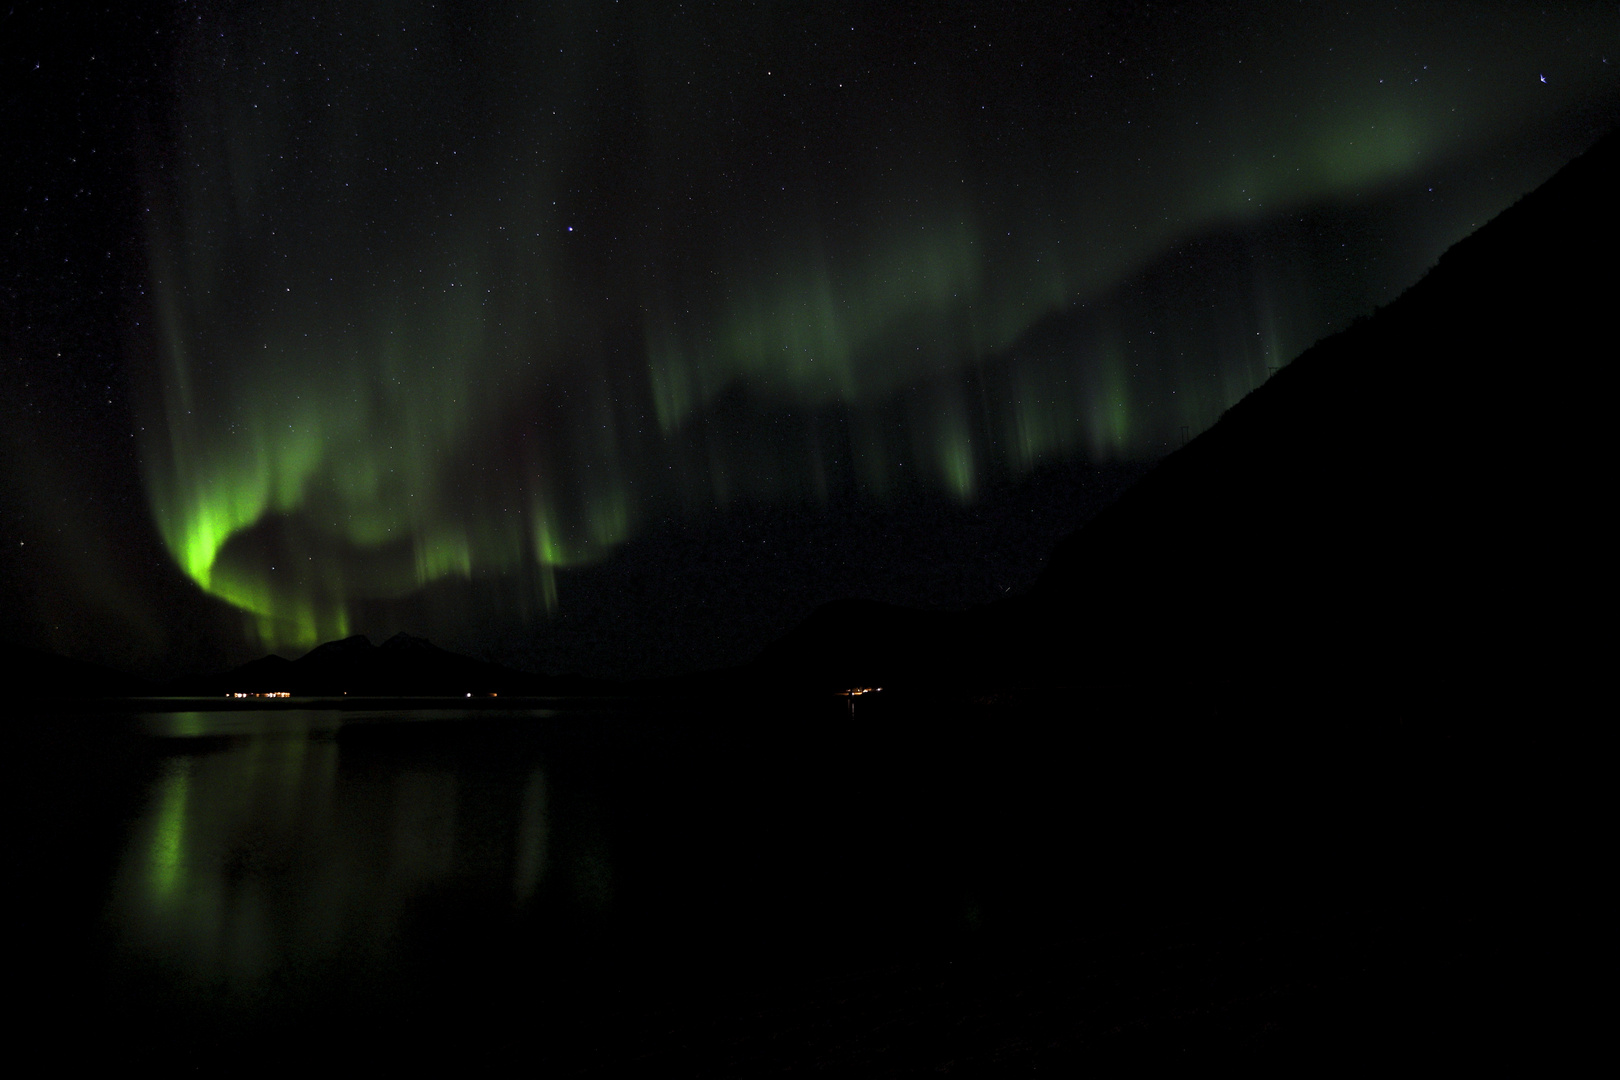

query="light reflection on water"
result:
[85,702,1023,1062]
[107,710,562,997]
[22,695,1455,1068]
[136,706,561,738]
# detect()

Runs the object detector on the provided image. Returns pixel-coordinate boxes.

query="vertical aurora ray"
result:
[138,2,625,650]
[134,2,1618,653]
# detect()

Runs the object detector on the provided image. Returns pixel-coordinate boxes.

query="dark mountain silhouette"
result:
[747,126,1616,711]
[23,129,1611,706]
[167,631,592,697]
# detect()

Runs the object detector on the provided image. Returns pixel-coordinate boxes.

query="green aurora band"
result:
[138,2,1618,651]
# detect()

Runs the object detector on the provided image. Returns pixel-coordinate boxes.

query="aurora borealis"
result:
[5,1,1618,677]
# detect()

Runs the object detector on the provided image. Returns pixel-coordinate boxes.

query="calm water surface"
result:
[22,701,1431,1069]
[27,702,1054,1065]
[112,710,565,997]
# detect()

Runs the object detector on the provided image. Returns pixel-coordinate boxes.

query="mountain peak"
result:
[380,632,437,652]
[161,630,573,696]
[301,635,374,660]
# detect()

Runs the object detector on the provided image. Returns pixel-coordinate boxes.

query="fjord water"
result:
[26,702,1039,1065]
[18,700,1510,1069]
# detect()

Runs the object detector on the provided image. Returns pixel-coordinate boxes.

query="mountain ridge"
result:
[742,123,1618,710]
[17,126,1614,705]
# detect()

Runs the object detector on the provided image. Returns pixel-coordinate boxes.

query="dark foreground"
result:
[15,692,1567,1074]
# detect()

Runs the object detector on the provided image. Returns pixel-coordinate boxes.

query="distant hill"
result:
[167,632,596,697]
[749,125,1616,711]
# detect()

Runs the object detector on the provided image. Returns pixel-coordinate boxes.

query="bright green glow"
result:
[1085,332,1133,460]
[140,7,587,651]
[647,207,1075,431]
[933,401,979,502]
[137,3,1617,649]
[146,758,192,903]
[529,486,630,570]
[1194,107,1430,226]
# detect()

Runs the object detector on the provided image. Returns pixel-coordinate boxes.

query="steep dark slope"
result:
[1023,126,1614,712]
[755,127,1616,711]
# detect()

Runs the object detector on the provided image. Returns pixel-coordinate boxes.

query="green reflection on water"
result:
[109,711,569,1000]
[147,758,192,903]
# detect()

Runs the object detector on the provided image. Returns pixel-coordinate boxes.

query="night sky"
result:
[4,2,1616,680]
